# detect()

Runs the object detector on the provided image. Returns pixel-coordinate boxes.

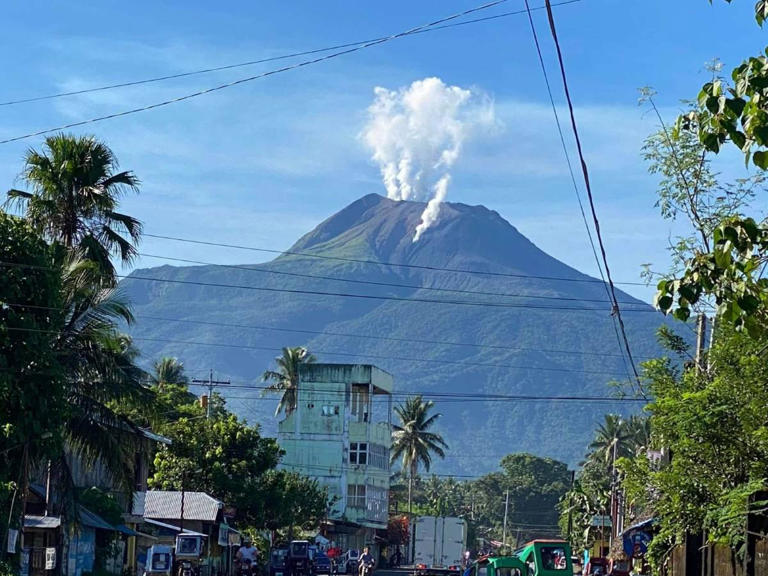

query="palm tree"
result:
[390,395,448,514]
[6,133,141,282]
[588,414,633,467]
[262,347,316,416]
[626,415,651,457]
[153,357,189,388]
[56,255,152,487]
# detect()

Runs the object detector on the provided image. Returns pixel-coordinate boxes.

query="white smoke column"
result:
[362,77,494,240]
[414,175,450,242]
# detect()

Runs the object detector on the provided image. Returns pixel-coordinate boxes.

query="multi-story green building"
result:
[278,364,393,551]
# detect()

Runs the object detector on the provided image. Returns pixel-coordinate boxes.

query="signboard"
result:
[591,515,612,527]
[623,528,651,558]
[7,529,18,554]
[46,547,57,570]
[228,532,241,547]
[218,524,229,547]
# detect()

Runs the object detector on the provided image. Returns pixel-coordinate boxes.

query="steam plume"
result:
[362,77,494,241]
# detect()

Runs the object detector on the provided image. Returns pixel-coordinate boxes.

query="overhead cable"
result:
[521,0,634,385]
[542,0,643,385]
[0,0,510,144]
[0,0,582,108]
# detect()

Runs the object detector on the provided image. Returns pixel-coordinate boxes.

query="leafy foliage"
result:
[649,3,768,330]
[620,325,768,564]
[0,212,65,536]
[255,470,330,531]
[5,133,141,283]
[391,395,448,513]
[396,454,569,550]
[148,387,328,531]
[262,347,316,416]
[150,412,281,517]
[78,486,124,526]
[559,413,650,550]
[390,395,448,476]
[56,255,152,489]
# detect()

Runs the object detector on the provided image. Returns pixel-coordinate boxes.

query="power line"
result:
[139,251,644,307]
[521,0,634,385]
[184,381,648,402]
[0,0,581,108]
[0,0,510,145]
[542,0,642,386]
[2,326,630,377]
[132,312,652,360]
[199,390,647,403]
[141,232,649,287]
[1,300,653,360]
[0,363,649,402]
[0,260,657,313]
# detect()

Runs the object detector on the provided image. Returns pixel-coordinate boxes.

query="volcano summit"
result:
[122,194,666,471]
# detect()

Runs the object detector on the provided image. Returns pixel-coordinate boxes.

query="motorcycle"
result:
[358,558,374,576]
[177,560,199,576]
[239,558,256,576]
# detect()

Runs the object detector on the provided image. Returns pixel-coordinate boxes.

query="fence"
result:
[664,535,768,576]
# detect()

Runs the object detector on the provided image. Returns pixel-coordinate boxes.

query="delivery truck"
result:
[409,516,467,575]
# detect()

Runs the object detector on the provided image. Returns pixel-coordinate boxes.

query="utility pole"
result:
[695,314,707,374]
[191,369,230,418]
[609,439,618,546]
[502,490,509,549]
[566,470,575,545]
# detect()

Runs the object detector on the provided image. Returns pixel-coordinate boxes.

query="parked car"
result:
[339,550,360,574]
[313,552,331,575]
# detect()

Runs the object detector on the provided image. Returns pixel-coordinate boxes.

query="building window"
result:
[348,484,366,508]
[351,385,369,422]
[368,444,388,470]
[349,442,368,465]
[321,405,339,416]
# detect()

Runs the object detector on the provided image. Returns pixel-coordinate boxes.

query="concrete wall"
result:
[278,364,392,529]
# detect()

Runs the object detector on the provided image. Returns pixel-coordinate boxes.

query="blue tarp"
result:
[77,506,115,531]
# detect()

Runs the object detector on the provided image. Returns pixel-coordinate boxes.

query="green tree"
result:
[620,325,768,566]
[390,395,448,515]
[150,410,283,525]
[153,357,189,388]
[257,470,330,533]
[462,454,569,549]
[647,2,768,332]
[5,133,141,283]
[588,414,633,466]
[56,256,151,488]
[0,213,65,556]
[262,346,316,416]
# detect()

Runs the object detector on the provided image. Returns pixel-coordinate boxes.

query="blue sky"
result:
[2,0,766,302]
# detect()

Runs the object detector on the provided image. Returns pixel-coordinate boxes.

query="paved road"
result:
[373,571,411,576]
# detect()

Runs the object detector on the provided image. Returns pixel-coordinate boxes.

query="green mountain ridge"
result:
[122,193,671,473]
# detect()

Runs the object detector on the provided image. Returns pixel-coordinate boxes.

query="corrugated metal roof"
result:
[139,428,172,445]
[133,491,223,522]
[144,518,208,536]
[24,516,62,529]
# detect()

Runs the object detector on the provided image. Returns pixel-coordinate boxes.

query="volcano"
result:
[121,194,668,471]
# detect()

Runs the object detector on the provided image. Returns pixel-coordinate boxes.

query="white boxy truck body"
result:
[409,516,467,569]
